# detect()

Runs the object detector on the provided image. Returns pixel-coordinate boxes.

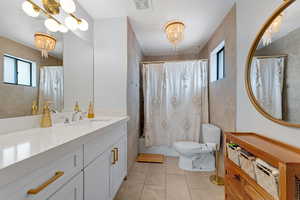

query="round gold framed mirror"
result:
[245,0,300,128]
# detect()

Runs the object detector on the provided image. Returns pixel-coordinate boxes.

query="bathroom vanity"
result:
[0,117,128,200]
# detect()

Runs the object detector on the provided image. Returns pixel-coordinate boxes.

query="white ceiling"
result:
[78,0,235,56]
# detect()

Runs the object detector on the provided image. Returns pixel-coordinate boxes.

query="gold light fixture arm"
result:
[25,0,83,25]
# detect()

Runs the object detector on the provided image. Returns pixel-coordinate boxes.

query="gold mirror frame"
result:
[245,0,300,128]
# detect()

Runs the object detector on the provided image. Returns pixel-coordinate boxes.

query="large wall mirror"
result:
[246,0,300,128]
[0,0,94,119]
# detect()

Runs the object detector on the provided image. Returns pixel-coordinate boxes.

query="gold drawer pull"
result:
[115,148,119,162]
[112,149,117,164]
[27,171,64,195]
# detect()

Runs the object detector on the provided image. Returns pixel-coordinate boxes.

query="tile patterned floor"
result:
[114,157,224,200]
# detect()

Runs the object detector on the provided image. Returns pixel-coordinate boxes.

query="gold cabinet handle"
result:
[27,171,64,195]
[115,148,119,162]
[112,149,117,165]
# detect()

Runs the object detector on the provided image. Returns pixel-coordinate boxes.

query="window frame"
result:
[3,55,33,87]
[216,46,225,80]
[209,41,225,82]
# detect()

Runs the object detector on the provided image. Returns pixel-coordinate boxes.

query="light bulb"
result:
[78,19,89,31]
[45,18,60,32]
[22,1,40,17]
[65,16,78,31]
[272,14,283,33]
[60,0,76,13]
[59,24,69,33]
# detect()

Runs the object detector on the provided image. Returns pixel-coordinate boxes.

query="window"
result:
[3,55,36,87]
[216,47,225,80]
[210,41,225,82]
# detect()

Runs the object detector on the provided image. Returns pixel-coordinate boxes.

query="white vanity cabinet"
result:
[0,149,83,200]
[84,150,111,200]
[48,172,83,200]
[110,136,127,198]
[0,118,128,200]
[84,125,127,200]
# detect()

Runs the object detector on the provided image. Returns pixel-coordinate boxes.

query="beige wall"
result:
[198,5,237,175]
[127,21,144,170]
[0,36,62,118]
[199,5,237,132]
[255,27,300,123]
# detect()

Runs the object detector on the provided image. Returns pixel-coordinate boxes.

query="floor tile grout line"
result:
[184,171,193,200]
[165,159,167,200]
[139,162,151,200]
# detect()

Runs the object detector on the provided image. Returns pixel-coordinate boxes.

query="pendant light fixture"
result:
[34,32,57,58]
[164,20,185,48]
[262,13,284,46]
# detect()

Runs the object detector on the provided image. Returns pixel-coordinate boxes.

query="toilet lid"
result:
[174,141,201,150]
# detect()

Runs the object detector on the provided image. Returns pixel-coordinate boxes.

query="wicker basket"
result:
[296,177,300,200]
[239,150,256,180]
[255,159,279,200]
[227,143,241,166]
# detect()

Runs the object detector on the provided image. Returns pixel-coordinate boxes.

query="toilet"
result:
[173,124,221,171]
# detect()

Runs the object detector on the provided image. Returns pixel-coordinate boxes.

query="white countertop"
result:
[0,116,128,172]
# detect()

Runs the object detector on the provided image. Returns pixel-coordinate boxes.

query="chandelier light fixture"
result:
[262,13,284,46]
[22,0,89,33]
[34,32,57,58]
[164,20,185,48]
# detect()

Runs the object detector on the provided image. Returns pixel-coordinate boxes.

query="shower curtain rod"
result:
[141,59,208,65]
[254,54,288,59]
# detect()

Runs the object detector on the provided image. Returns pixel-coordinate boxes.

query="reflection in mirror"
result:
[250,1,300,124]
[0,0,64,119]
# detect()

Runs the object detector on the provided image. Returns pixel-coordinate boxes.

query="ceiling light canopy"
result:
[34,32,57,58]
[164,21,185,48]
[22,0,89,33]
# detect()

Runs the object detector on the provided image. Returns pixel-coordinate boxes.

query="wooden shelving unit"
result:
[224,132,300,200]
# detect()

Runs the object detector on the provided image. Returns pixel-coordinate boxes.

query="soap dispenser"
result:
[31,101,38,115]
[40,102,52,128]
[88,101,95,119]
[74,101,81,112]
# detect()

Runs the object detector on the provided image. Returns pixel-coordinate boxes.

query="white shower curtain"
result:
[39,67,64,112]
[143,60,209,147]
[251,57,285,119]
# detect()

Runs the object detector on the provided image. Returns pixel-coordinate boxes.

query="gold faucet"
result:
[31,101,38,115]
[40,102,52,128]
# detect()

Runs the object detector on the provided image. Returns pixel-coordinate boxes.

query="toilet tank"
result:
[201,124,221,147]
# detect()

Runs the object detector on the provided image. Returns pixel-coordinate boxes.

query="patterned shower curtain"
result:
[143,60,209,147]
[38,66,64,113]
[251,57,285,119]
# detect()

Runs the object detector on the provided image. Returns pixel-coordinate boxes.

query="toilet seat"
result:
[174,141,201,149]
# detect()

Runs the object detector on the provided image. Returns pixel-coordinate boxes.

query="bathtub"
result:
[138,137,179,157]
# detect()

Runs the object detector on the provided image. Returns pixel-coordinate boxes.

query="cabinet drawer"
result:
[0,148,83,200]
[84,124,126,167]
[48,172,83,200]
